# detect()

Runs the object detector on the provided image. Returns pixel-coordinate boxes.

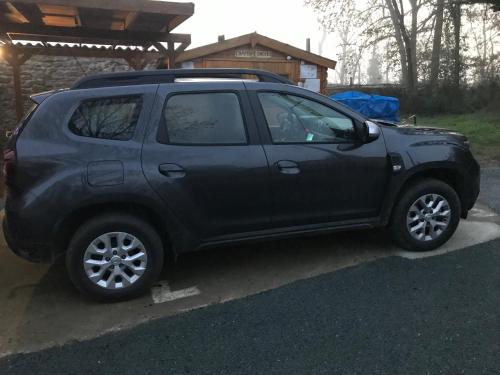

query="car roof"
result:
[71,68,293,90]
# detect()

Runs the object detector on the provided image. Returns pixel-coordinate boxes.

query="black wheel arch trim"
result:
[51,193,191,256]
[379,161,470,225]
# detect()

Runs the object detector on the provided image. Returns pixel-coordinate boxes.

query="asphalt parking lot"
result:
[2,238,500,374]
[0,168,499,373]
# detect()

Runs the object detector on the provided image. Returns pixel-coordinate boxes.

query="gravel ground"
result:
[1,239,500,375]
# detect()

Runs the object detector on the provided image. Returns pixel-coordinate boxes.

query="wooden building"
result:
[175,32,336,94]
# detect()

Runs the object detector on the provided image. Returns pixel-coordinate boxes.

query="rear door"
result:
[142,81,271,240]
[247,82,389,227]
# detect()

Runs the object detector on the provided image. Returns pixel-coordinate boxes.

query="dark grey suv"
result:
[3,69,480,301]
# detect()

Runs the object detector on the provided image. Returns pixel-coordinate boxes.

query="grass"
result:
[415,111,500,166]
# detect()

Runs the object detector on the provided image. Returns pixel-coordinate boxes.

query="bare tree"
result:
[306,0,499,93]
[367,47,383,83]
[450,1,462,87]
[384,0,426,93]
[430,0,445,84]
[466,4,500,81]
[306,0,384,84]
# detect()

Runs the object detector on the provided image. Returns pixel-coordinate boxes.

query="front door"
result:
[249,85,389,227]
[142,82,271,239]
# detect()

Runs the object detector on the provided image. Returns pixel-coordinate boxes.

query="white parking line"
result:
[396,220,500,259]
[151,281,201,304]
[470,207,497,218]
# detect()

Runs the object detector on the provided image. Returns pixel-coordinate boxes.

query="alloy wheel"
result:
[406,194,451,242]
[83,232,148,289]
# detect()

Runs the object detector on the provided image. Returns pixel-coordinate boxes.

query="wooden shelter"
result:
[175,33,337,94]
[0,0,194,120]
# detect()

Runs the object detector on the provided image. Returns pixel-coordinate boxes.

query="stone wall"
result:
[0,55,137,138]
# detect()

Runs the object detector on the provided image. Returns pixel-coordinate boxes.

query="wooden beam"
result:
[76,8,115,29]
[1,22,191,44]
[175,41,189,54]
[2,0,194,16]
[167,14,189,32]
[0,24,191,45]
[11,45,161,60]
[7,2,43,25]
[0,1,28,23]
[125,13,171,32]
[7,33,190,49]
[167,40,175,68]
[153,42,168,54]
[1,22,164,43]
[124,11,139,29]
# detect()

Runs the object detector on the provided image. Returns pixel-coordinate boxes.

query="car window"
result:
[68,96,142,141]
[258,92,357,144]
[163,93,247,145]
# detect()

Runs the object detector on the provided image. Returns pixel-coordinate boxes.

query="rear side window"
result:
[69,96,142,141]
[162,93,247,145]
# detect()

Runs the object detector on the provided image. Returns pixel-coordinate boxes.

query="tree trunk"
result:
[409,0,418,91]
[339,43,347,85]
[430,0,445,84]
[481,5,488,79]
[385,0,409,86]
[451,2,462,88]
[387,0,418,94]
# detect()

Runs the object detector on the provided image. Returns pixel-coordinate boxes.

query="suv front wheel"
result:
[66,213,164,301]
[390,179,461,252]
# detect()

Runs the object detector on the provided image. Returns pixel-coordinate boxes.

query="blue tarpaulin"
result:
[330,91,400,122]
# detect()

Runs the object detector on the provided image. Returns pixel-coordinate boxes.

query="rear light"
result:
[3,148,16,181]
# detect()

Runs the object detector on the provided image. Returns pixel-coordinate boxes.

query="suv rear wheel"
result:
[390,179,461,252]
[66,213,164,301]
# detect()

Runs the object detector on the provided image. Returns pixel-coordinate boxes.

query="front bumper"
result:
[461,158,480,218]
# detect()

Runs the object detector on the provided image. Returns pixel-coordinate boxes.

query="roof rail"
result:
[71,69,294,89]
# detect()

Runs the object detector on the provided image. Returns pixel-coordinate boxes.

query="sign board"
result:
[235,49,272,58]
[300,64,317,79]
[303,78,321,93]
[181,61,194,69]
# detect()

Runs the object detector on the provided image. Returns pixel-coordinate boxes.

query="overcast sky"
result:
[174,0,338,61]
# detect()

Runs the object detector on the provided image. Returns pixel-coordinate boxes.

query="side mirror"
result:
[361,120,380,143]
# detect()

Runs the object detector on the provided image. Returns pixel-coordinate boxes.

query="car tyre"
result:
[390,179,461,252]
[66,213,164,301]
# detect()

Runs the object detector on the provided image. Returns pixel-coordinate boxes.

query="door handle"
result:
[276,160,300,175]
[159,163,186,178]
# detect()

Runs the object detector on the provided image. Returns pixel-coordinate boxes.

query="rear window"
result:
[161,92,247,145]
[68,96,142,141]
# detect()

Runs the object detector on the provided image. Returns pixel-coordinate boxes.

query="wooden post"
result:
[2,47,32,121]
[167,41,175,68]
